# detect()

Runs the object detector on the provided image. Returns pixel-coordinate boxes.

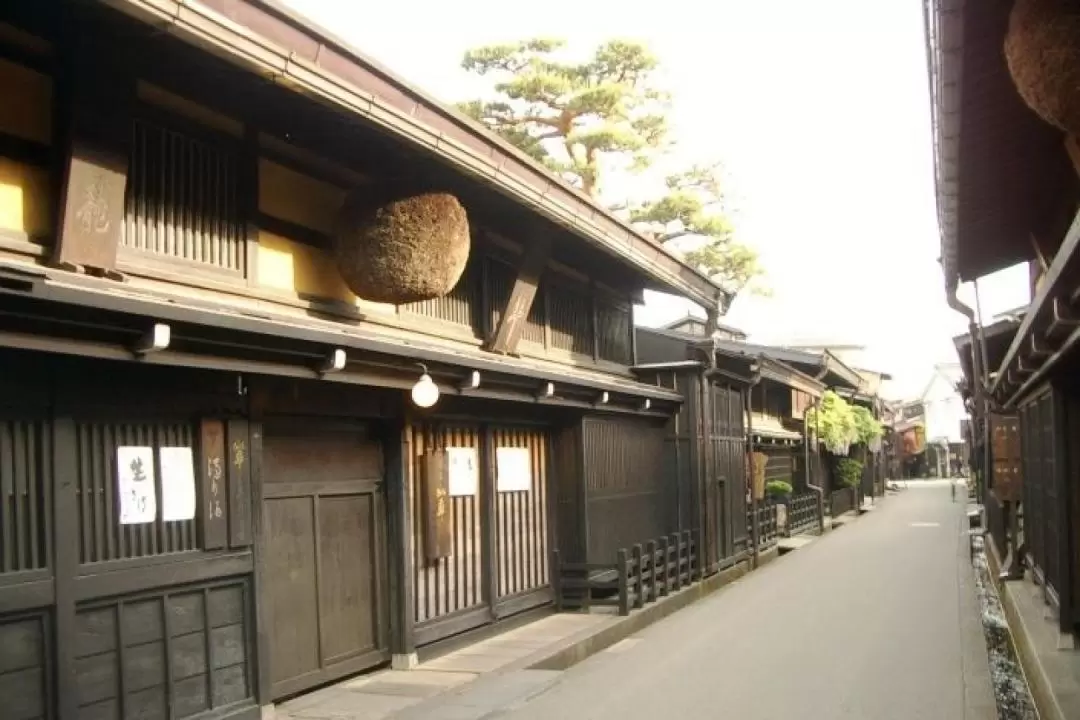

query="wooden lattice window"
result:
[548,279,592,355]
[403,253,483,334]
[122,118,245,274]
[596,297,632,365]
[0,419,49,574]
[75,420,199,564]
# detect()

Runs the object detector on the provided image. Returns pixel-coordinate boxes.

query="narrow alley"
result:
[392,483,996,720]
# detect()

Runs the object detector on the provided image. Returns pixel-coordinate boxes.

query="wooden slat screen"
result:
[411,425,484,624]
[547,279,592,355]
[583,417,668,563]
[402,254,483,334]
[492,427,549,599]
[0,419,49,575]
[75,421,199,564]
[122,118,245,274]
[711,383,748,560]
[595,297,632,365]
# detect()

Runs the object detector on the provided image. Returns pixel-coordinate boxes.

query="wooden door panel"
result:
[493,428,549,606]
[264,497,319,688]
[317,494,378,664]
[263,429,382,484]
[262,423,387,699]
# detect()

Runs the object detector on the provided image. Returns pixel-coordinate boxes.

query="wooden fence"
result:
[552,531,697,616]
[748,502,778,550]
[829,486,857,517]
[785,492,822,536]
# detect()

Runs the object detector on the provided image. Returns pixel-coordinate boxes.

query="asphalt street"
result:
[406,481,997,719]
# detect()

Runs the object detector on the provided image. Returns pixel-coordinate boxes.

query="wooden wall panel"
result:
[582,416,669,563]
[73,579,254,720]
[0,612,49,720]
[0,57,52,145]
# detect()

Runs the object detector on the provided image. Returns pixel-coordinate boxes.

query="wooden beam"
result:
[485,236,551,355]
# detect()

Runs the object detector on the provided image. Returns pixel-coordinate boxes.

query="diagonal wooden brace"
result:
[485,235,552,355]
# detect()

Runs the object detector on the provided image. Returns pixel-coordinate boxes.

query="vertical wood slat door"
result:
[710,383,747,564]
[0,415,51,720]
[261,422,387,700]
[411,426,486,631]
[491,427,549,610]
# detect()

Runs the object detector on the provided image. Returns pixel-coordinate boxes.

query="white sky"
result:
[282,0,1030,399]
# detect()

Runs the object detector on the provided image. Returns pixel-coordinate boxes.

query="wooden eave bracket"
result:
[1029,335,1051,359]
[1045,296,1079,340]
[485,235,552,356]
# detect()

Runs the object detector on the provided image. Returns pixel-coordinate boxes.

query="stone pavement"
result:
[398,481,996,719]
[275,613,613,720]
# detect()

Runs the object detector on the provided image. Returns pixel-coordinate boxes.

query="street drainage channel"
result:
[970,534,1038,720]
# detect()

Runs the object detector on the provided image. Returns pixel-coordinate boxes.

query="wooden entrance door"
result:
[410,424,552,645]
[262,421,388,700]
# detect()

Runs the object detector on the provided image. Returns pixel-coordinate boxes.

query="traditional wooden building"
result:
[0,1,729,717]
[658,314,747,342]
[928,0,1080,643]
[954,316,1022,571]
[635,328,836,555]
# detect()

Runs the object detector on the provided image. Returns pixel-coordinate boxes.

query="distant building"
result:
[660,314,748,342]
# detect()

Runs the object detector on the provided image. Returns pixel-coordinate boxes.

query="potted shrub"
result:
[765,479,793,501]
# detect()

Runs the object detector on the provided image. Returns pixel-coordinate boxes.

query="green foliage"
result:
[630,165,767,296]
[459,38,766,299]
[804,391,858,455]
[835,458,864,488]
[765,479,793,497]
[851,405,884,445]
[459,38,669,197]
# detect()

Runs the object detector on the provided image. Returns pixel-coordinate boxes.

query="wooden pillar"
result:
[246,405,273,707]
[385,419,416,667]
[480,425,499,616]
[52,415,79,720]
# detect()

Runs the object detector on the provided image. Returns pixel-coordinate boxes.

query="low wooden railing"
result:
[784,492,822,536]
[552,531,697,616]
[985,489,1007,560]
[748,502,778,550]
[830,486,857,517]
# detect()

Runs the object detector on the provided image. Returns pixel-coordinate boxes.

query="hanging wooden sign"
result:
[990,413,1023,503]
[423,450,452,561]
[199,419,228,550]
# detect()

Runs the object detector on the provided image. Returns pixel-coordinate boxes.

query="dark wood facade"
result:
[0,1,719,716]
[928,0,1080,641]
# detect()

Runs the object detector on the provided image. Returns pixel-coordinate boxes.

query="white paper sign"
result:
[160,447,197,522]
[496,447,532,493]
[117,446,157,524]
[447,447,478,497]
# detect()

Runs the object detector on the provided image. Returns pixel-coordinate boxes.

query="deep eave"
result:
[0,262,682,408]
[96,0,726,312]
[754,356,825,399]
[926,0,1072,286]
[988,213,1080,408]
[712,339,861,391]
